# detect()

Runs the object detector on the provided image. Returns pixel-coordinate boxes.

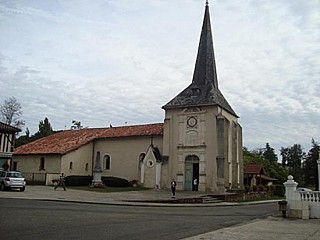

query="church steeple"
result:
[192,0,218,88]
[163,1,238,117]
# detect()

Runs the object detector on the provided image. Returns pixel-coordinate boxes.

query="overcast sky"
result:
[0,0,319,156]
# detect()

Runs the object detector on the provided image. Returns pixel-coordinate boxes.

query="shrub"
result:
[101,176,130,187]
[257,185,266,192]
[252,185,258,192]
[266,185,275,193]
[245,185,252,193]
[274,185,285,197]
[65,175,92,186]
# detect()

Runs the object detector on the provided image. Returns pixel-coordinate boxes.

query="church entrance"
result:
[185,155,199,191]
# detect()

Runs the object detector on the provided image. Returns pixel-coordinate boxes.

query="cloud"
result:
[0,0,319,155]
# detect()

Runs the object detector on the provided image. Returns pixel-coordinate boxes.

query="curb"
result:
[6,196,279,207]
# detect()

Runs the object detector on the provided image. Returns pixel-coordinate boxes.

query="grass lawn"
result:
[68,186,150,193]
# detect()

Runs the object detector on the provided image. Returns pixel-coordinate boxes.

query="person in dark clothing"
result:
[171,179,176,198]
[54,173,66,191]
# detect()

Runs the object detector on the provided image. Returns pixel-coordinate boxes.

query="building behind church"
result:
[13,2,243,193]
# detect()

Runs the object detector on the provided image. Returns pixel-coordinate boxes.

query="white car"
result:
[296,187,312,192]
[0,171,26,191]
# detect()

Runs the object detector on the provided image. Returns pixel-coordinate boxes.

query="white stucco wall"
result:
[13,154,61,174]
[61,142,93,176]
[94,136,163,182]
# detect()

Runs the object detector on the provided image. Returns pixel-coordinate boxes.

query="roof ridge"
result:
[14,123,164,155]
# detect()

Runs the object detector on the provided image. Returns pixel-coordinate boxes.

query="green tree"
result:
[0,96,25,129]
[281,144,305,184]
[15,117,55,147]
[263,143,278,163]
[32,117,54,140]
[243,145,287,184]
[71,120,83,130]
[304,139,319,190]
[15,128,31,147]
[243,147,262,166]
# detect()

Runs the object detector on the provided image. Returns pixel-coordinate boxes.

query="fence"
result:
[284,175,320,219]
[299,191,320,218]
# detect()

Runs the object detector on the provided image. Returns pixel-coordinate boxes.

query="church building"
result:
[13,1,243,192]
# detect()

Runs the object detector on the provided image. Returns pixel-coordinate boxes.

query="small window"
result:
[40,157,45,170]
[138,153,146,170]
[12,161,18,171]
[104,155,111,170]
[69,162,73,170]
[85,163,88,171]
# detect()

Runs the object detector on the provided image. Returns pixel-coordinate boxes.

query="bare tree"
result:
[0,96,25,129]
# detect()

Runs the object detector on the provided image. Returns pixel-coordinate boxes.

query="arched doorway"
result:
[185,155,199,191]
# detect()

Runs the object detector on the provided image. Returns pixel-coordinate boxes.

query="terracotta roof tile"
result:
[244,164,264,174]
[14,123,163,155]
[0,121,21,133]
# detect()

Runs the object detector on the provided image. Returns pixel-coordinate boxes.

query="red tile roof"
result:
[14,123,163,155]
[244,164,264,174]
[0,121,21,133]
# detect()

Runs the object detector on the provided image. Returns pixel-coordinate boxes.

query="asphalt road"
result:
[0,198,278,240]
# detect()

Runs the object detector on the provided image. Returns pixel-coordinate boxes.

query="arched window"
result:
[104,155,111,170]
[39,157,45,170]
[85,163,88,171]
[138,153,146,170]
[69,162,73,170]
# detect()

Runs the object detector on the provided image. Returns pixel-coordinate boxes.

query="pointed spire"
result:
[163,0,238,117]
[192,0,218,88]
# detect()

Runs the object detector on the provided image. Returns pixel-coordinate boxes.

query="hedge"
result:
[101,176,130,187]
[63,175,131,187]
[64,175,93,186]
[274,185,285,197]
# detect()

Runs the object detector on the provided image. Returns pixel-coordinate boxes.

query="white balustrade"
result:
[284,175,320,219]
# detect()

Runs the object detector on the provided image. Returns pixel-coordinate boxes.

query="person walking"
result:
[54,173,66,191]
[171,179,176,198]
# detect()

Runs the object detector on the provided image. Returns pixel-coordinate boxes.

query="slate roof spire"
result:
[192,0,218,88]
[163,1,238,117]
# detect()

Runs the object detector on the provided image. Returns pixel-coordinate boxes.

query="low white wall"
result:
[284,175,320,219]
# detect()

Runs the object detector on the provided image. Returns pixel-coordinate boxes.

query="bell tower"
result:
[162,1,243,192]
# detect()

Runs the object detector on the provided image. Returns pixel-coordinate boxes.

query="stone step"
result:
[201,196,222,204]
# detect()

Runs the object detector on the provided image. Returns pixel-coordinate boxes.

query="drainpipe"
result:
[92,139,96,177]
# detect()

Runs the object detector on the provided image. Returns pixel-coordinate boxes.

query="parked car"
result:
[296,187,312,192]
[0,171,26,191]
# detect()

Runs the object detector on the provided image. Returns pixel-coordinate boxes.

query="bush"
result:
[266,185,275,193]
[245,185,252,193]
[274,185,285,197]
[101,176,130,187]
[257,185,266,192]
[65,175,93,186]
[252,185,258,192]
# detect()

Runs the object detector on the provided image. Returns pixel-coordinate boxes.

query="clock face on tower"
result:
[187,116,197,127]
